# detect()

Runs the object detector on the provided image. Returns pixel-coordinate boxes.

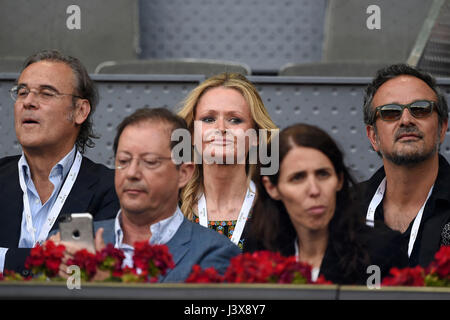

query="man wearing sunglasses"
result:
[0,50,119,275]
[359,63,450,267]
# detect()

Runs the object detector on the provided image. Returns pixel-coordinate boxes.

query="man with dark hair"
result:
[54,107,240,282]
[360,63,450,267]
[0,50,119,275]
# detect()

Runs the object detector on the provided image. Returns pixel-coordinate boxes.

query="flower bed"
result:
[1,242,448,287]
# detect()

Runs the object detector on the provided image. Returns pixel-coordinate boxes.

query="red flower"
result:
[120,266,145,283]
[25,244,45,269]
[224,251,276,283]
[382,266,425,286]
[383,246,450,287]
[315,274,333,285]
[429,245,450,280]
[423,245,450,286]
[224,251,316,284]
[66,249,98,281]
[96,244,125,279]
[186,251,328,284]
[25,241,65,278]
[186,265,224,283]
[132,241,175,282]
[277,258,312,284]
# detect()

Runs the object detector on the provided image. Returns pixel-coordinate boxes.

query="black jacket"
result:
[0,155,120,275]
[357,154,450,267]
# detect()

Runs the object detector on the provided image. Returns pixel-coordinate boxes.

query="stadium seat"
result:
[0,0,140,73]
[278,0,433,77]
[0,57,26,73]
[279,61,398,77]
[94,58,251,77]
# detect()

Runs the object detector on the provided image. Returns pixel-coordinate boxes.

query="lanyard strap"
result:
[18,151,83,245]
[366,177,387,227]
[366,177,434,257]
[408,186,433,257]
[198,180,256,245]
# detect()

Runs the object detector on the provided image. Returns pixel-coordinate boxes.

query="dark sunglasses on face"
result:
[374,100,435,122]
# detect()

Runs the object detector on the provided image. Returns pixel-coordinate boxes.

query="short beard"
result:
[375,123,441,167]
[382,147,437,166]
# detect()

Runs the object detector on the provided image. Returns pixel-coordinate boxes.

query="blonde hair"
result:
[178,72,278,220]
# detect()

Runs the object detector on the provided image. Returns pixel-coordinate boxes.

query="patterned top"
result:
[193,214,248,250]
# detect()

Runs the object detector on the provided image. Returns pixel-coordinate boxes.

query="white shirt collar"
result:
[149,207,184,244]
[114,206,184,248]
[19,145,77,183]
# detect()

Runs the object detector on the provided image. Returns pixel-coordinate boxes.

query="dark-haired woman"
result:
[245,123,408,284]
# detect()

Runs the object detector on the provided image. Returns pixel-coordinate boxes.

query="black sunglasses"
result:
[374,100,435,122]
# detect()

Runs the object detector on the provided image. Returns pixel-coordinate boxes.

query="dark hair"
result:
[23,49,99,153]
[363,63,448,126]
[113,107,189,157]
[249,123,369,283]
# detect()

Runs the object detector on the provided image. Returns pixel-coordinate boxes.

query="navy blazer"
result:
[95,217,241,282]
[0,155,119,275]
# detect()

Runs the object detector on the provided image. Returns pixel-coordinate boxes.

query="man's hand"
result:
[47,228,109,280]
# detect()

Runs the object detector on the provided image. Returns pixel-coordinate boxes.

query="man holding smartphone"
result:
[0,50,119,275]
[56,107,241,282]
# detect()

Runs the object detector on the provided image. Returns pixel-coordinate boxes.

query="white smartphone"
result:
[59,213,95,253]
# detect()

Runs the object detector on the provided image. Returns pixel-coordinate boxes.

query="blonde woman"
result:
[178,73,277,249]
